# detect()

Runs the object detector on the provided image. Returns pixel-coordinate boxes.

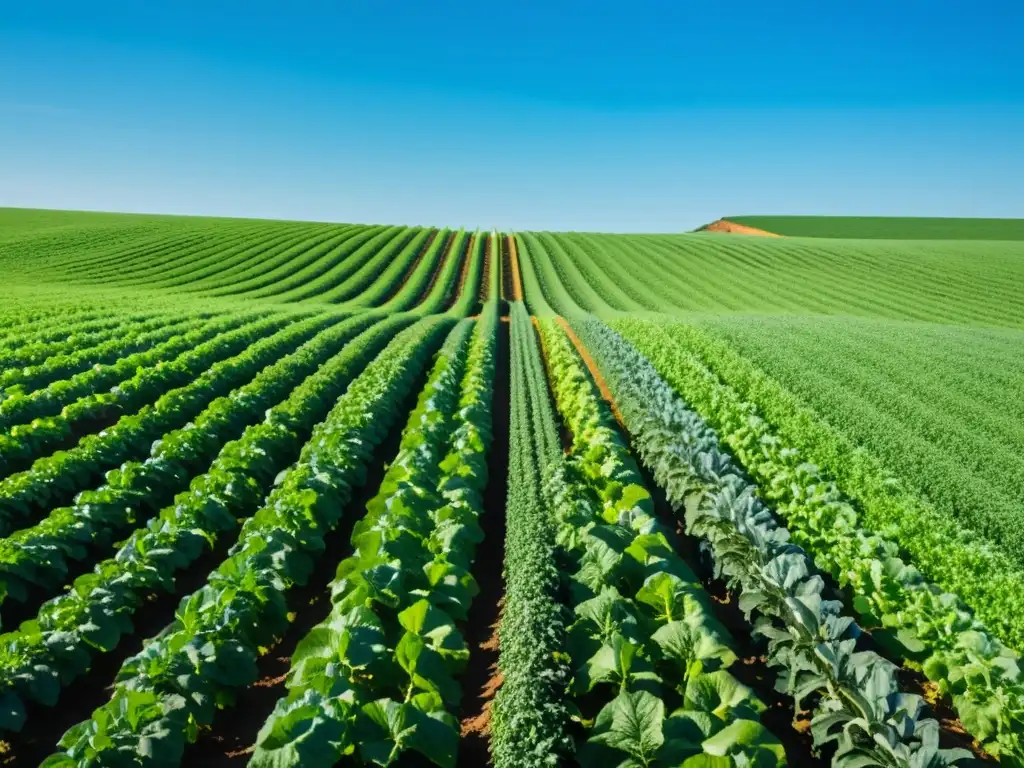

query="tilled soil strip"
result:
[506,235,524,302]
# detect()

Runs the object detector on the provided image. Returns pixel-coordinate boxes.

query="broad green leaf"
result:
[588,690,665,767]
[701,718,785,762]
[684,671,765,719]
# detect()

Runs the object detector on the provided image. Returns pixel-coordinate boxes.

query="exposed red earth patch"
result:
[702,219,782,237]
[506,235,524,301]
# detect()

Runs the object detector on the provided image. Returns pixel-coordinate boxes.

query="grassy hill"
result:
[723,214,1024,239]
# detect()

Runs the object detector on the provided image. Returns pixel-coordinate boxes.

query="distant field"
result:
[2,208,1024,766]
[724,214,1024,239]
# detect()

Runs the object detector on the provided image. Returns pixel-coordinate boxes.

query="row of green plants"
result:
[695,317,1024,574]
[0,313,234,428]
[537,318,787,766]
[40,315,453,767]
[339,228,436,308]
[570,316,972,768]
[205,224,391,300]
[127,225,333,291]
[0,311,130,349]
[378,229,457,312]
[490,302,573,767]
[0,314,408,733]
[0,313,316,532]
[656,321,1024,649]
[250,306,497,766]
[0,311,224,393]
[72,222,284,284]
[0,309,180,371]
[615,318,1024,763]
[194,226,378,298]
[0,313,378,621]
[0,313,297,476]
[269,226,416,303]
[436,232,482,317]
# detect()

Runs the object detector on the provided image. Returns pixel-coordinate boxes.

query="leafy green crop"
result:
[537,319,785,767]
[614,317,1024,762]
[570,316,971,768]
[490,303,573,767]
[250,307,497,767]
[39,316,451,765]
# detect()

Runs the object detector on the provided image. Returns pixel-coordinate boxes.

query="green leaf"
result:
[652,618,737,672]
[588,690,665,767]
[636,572,701,624]
[250,689,352,768]
[355,698,415,766]
[398,599,467,656]
[0,690,26,731]
[684,671,765,719]
[701,718,785,762]
[405,706,459,768]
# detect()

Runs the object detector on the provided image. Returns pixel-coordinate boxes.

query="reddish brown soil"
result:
[506,235,524,301]
[702,219,782,237]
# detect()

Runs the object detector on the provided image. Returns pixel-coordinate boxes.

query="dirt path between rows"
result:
[702,219,782,237]
[505,235,523,301]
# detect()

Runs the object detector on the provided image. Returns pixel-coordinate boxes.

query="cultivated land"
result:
[0,207,1022,767]
[722,215,1024,240]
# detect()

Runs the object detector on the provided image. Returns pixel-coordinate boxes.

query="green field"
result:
[721,214,1024,239]
[1,209,1022,767]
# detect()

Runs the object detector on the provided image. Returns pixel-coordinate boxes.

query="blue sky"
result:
[1,1,1022,231]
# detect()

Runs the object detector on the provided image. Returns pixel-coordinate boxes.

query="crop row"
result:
[568,316,971,767]
[536,318,787,766]
[613,318,1024,762]
[250,304,498,766]
[0,312,381,625]
[490,302,572,767]
[40,314,454,766]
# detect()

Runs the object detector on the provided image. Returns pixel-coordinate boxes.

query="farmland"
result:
[0,207,1023,767]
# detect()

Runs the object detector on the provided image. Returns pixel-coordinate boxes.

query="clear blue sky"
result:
[1,1,1022,231]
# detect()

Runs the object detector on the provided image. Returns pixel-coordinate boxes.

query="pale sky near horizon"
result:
[1,1,1022,232]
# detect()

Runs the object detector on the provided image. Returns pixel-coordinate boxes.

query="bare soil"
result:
[554,316,626,429]
[702,219,782,237]
[505,235,524,301]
